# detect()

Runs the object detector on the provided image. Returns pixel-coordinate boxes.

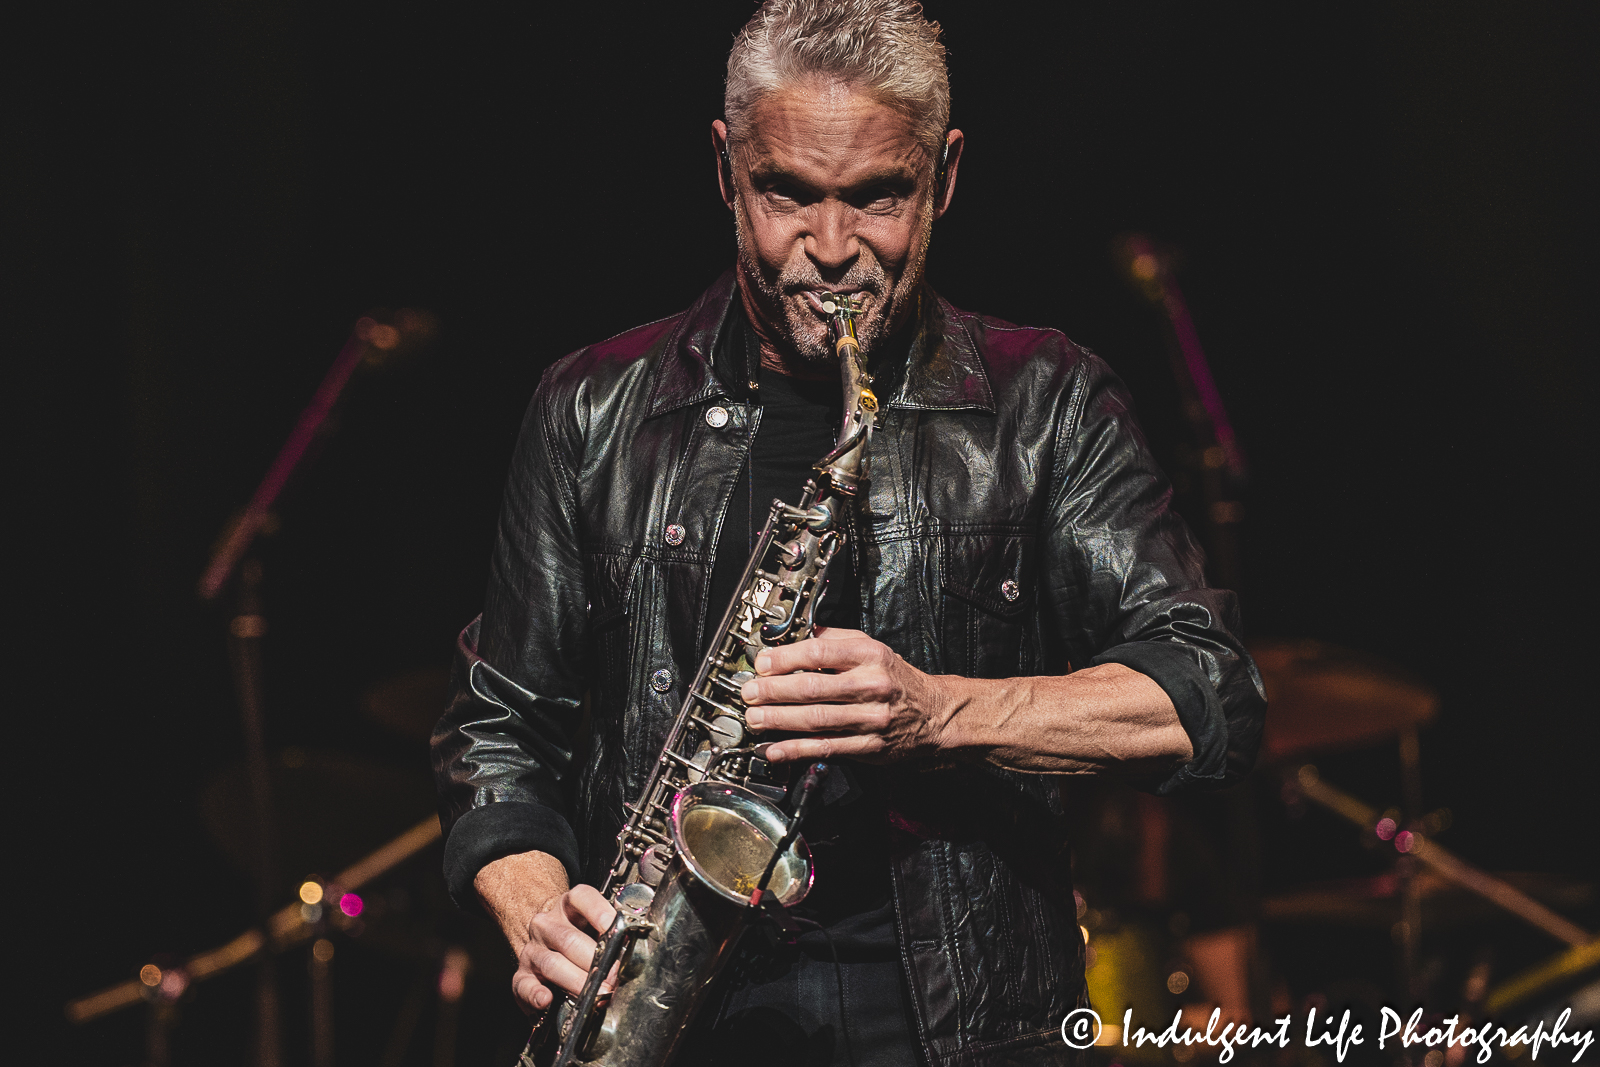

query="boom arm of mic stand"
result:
[1118,234,1246,481]
[197,325,374,601]
[1157,274,1246,480]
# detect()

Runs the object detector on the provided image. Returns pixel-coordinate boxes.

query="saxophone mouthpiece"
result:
[818,292,861,317]
[821,291,864,366]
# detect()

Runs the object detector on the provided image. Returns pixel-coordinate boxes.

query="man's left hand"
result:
[739,627,959,763]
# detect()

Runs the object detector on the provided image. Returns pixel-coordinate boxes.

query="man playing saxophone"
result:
[433,3,1265,1064]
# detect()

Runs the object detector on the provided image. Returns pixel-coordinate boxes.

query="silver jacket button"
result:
[664,523,686,546]
[1001,579,1021,602]
[705,405,730,428]
[650,669,673,692]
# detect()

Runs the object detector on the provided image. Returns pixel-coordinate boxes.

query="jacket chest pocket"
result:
[938,530,1036,679]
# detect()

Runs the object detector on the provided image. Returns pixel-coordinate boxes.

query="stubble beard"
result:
[733,197,934,366]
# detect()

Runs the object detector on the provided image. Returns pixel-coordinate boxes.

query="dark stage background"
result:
[9,2,1595,1064]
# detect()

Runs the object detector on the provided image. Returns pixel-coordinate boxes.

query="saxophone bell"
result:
[544,785,812,1067]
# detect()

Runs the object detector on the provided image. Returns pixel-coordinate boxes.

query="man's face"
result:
[718,79,953,365]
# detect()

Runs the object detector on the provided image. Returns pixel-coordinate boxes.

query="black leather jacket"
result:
[432,272,1265,1067]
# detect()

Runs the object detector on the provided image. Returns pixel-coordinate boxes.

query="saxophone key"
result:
[707,714,744,749]
[635,847,670,887]
[686,747,714,782]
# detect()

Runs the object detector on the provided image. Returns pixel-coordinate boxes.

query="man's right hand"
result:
[512,884,619,1012]
[475,850,618,1015]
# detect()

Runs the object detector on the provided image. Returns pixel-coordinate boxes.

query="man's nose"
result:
[804,203,859,273]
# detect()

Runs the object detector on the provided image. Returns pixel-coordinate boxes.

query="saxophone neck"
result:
[817,292,878,496]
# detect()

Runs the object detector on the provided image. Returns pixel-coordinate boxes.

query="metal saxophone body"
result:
[530,294,879,1067]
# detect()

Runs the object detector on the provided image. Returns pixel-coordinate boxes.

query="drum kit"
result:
[1072,239,1598,1055]
[1072,632,1596,1061]
[1285,658,1597,1067]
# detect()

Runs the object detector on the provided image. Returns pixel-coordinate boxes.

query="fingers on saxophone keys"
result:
[513,971,550,1013]
[538,941,596,997]
[761,702,879,734]
[756,643,828,676]
[743,671,841,709]
[757,636,878,677]
[757,737,834,763]
[765,734,881,763]
[567,885,617,931]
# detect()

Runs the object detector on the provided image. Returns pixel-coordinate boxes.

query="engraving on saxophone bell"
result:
[537,288,874,1067]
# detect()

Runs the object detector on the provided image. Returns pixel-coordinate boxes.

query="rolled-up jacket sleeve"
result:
[1042,354,1266,792]
[431,367,589,907]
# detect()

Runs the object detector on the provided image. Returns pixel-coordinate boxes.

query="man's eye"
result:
[852,188,902,211]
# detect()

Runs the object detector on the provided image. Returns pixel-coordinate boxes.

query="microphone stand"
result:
[197,315,409,1067]
[227,555,283,1067]
[1118,236,1272,1037]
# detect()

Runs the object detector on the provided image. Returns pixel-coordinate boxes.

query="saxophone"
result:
[528,293,878,1067]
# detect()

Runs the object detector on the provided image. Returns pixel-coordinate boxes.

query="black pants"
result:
[682,936,922,1067]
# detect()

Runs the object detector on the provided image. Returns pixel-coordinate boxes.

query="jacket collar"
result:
[643,272,737,418]
[644,269,995,418]
[884,289,996,413]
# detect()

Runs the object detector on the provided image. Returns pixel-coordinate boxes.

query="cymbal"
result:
[1251,638,1438,760]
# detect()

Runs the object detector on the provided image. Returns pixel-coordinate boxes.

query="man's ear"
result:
[933,129,964,220]
[712,119,736,210]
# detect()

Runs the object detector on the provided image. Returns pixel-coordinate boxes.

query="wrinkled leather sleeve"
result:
[430,365,588,908]
[1042,354,1265,792]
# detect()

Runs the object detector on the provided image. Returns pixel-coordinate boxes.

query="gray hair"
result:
[725,0,950,156]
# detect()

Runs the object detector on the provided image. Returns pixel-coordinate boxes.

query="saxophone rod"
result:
[551,914,644,1067]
